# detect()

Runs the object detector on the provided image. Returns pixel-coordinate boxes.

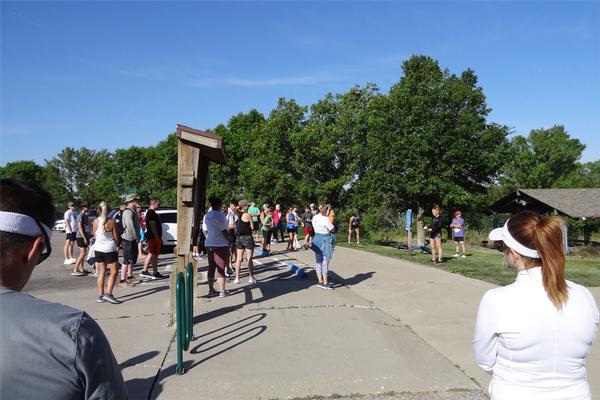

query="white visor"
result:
[489,220,539,259]
[0,211,52,239]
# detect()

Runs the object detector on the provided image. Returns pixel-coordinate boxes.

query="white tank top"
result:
[94,217,117,253]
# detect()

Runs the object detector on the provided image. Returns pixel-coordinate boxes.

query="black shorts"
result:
[76,237,89,248]
[454,237,464,243]
[121,239,139,264]
[95,251,118,264]
[236,234,255,250]
[251,221,260,231]
[66,232,76,241]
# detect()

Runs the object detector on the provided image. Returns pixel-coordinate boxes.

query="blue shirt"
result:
[452,217,465,237]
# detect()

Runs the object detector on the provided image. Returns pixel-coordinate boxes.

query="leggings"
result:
[315,254,329,277]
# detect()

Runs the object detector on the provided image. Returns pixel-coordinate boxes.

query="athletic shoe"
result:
[102,294,121,304]
[233,277,240,284]
[219,290,230,298]
[317,283,333,290]
[90,270,98,277]
[69,258,77,264]
[71,270,85,276]
[140,271,152,279]
[81,269,91,275]
[453,253,459,257]
[461,254,467,258]
[97,296,106,303]
[248,277,257,284]
[153,272,165,279]
[208,289,219,297]
[64,259,72,265]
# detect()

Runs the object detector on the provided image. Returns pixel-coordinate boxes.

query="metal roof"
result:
[490,188,600,219]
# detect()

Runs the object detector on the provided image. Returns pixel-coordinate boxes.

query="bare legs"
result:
[235,248,255,281]
[97,261,119,296]
[431,238,443,262]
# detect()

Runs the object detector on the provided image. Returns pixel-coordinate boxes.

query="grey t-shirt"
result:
[121,207,140,242]
[0,288,129,400]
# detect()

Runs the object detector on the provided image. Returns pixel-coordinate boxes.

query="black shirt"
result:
[430,216,443,239]
[145,209,162,239]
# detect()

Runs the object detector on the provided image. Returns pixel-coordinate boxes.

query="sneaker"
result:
[81,269,91,275]
[317,283,333,290]
[248,277,257,284]
[90,270,99,277]
[233,277,240,284]
[140,271,152,279]
[69,258,77,264]
[208,289,219,297]
[118,279,126,288]
[153,272,165,279]
[71,270,85,276]
[461,254,467,258]
[127,276,134,281]
[97,296,106,303]
[453,253,459,257]
[219,290,230,298]
[102,294,121,304]
[64,259,72,265]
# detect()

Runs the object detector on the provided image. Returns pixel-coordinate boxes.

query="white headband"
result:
[0,211,52,240]
[489,220,540,258]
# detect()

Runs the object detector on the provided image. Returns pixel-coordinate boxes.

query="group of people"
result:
[200,198,339,297]
[1,178,599,400]
[62,194,166,304]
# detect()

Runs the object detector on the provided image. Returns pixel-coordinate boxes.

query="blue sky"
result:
[2,1,599,165]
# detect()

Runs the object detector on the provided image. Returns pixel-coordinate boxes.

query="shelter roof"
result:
[489,188,600,219]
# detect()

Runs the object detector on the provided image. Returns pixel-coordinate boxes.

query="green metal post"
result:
[186,262,194,346]
[175,272,185,375]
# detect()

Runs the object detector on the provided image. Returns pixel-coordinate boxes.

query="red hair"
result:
[507,211,568,309]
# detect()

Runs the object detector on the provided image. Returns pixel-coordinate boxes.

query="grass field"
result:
[335,239,600,287]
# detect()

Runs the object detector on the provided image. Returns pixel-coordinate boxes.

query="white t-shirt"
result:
[312,213,334,234]
[473,267,599,399]
[203,210,229,248]
[64,209,78,233]
[93,217,116,253]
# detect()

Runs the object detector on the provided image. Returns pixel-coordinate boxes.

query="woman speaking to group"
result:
[473,211,598,400]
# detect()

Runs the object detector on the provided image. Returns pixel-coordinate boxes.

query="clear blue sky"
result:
[2,1,599,165]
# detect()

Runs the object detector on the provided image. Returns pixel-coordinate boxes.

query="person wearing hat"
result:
[63,201,78,265]
[450,210,466,258]
[473,211,599,400]
[0,178,129,399]
[121,193,141,282]
[73,201,92,276]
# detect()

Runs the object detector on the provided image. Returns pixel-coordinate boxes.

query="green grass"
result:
[337,240,600,287]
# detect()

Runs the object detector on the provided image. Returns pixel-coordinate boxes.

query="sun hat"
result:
[489,220,540,258]
[125,194,139,203]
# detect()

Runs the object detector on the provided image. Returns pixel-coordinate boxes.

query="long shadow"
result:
[118,285,169,302]
[120,350,160,369]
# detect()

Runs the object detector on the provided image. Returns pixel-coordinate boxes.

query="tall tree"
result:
[502,125,586,189]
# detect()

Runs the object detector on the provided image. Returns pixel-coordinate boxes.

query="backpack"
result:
[112,208,133,236]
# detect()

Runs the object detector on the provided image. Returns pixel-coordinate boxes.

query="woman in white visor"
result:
[473,211,598,400]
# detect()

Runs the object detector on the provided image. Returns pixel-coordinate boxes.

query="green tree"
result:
[502,125,586,189]
[0,160,46,186]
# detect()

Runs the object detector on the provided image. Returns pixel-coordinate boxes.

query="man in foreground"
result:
[0,178,129,399]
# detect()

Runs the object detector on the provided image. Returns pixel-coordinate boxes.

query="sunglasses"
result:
[494,241,508,253]
[35,220,52,265]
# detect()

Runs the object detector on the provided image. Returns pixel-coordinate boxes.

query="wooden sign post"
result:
[170,124,226,325]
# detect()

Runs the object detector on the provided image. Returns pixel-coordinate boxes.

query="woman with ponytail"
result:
[473,211,598,399]
[92,202,121,304]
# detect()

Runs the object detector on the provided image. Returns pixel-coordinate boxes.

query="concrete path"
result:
[33,239,598,400]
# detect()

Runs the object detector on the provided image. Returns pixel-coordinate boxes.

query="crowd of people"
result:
[199,199,339,297]
[1,178,598,400]
[61,194,166,304]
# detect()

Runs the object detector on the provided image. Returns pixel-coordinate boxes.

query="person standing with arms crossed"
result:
[473,211,598,400]
[204,197,232,297]
[141,198,165,280]
[348,212,361,245]
[272,204,284,243]
[234,200,257,285]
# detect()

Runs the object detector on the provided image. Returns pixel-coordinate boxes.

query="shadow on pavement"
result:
[118,285,169,302]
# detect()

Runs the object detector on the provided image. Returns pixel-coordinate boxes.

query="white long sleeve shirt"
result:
[473,267,599,400]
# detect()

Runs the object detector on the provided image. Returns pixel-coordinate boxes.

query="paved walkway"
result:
[37,243,599,400]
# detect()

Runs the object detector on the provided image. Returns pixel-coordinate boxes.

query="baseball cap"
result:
[453,210,461,216]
